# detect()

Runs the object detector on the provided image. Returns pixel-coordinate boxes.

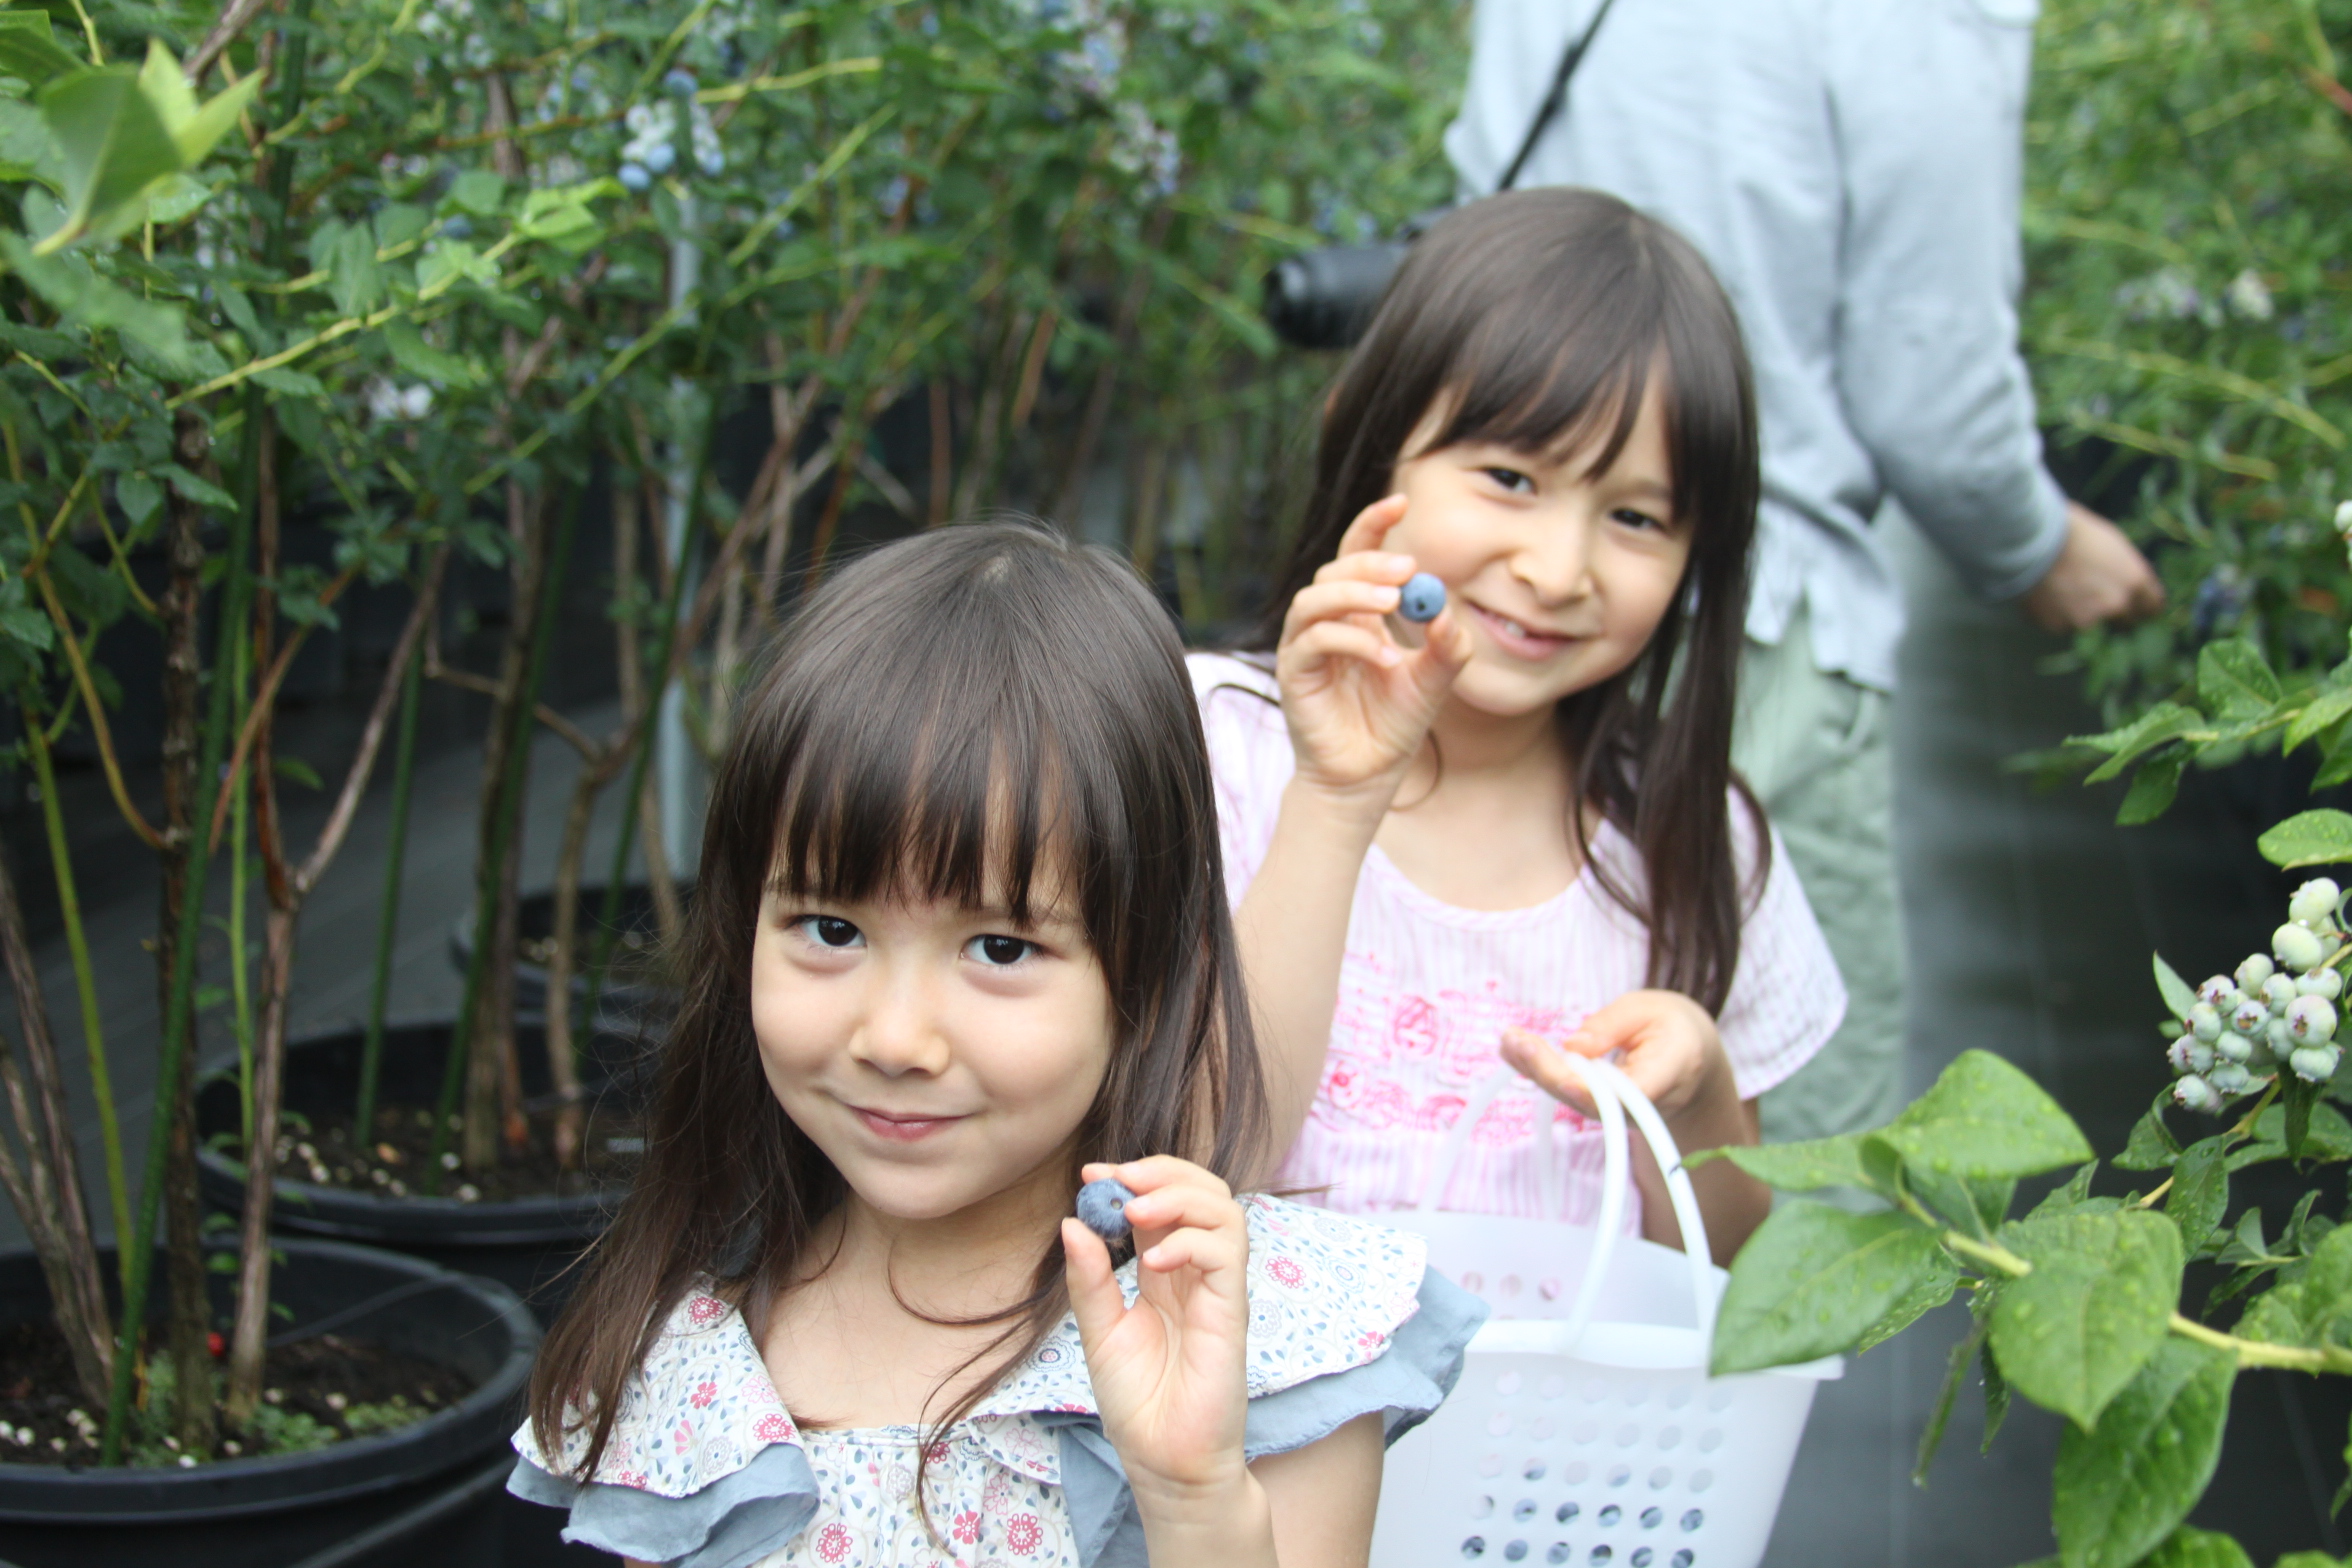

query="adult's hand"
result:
[2020,502,2165,632]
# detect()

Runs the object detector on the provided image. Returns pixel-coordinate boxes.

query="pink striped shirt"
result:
[1192,654,1846,1235]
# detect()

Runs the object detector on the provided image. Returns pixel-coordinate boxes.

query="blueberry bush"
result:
[2026,0,2352,724]
[1708,539,2352,1563]
[0,0,1459,1466]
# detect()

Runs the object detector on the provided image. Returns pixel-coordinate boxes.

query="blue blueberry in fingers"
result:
[1398,572,1446,624]
[1075,1178,1136,1241]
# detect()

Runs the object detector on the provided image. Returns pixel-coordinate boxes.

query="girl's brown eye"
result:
[802,916,862,948]
[968,934,1035,967]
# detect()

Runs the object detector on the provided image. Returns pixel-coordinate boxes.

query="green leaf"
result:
[2259,810,2352,870]
[48,542,123,630]
[446,168,505,215]
[417,238,498,293]
[2027,1161,2107,1221]
[132,39,259,168]
[2288,684,2352,752]
[382,318,480,387]
[375,202,429,251]
[2117,1090,2182,1171]
[1989,1209,2182,1430]
[2118,751,2185,824]
[0,12,83,85]
[1712,1205,1947,1374]
[143,172,211,225]
[1908,1167,2017,1236]
[311,218,384,317]
[1916,1305,1986,1484]
[2321,718,2352,791]
[2079,701,2202,782]
[272,754,322,790]
[2197,638,2282,721]
[2162,1138,2230,1253]
[115,470,160,527]
[250,365,326,398]
[1705,1132,1878,1193]
[38,64,181,245]
[159,463,236,513]
[1873,1049,2093,1182]
[2133,1529,2255,1568]
[0,602,55,651]
[1854,1244,1961,1354]
[0,98,64,188]
[2152,953,2199,1021]
[1981,1333,2011,1452]
[2051,1340,2236,1568]
[0,234,188,368]
[2252,1101,2352,1163]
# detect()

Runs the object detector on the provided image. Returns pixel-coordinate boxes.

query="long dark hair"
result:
[533,521,1266,1477]
[1253,188,1763,1012]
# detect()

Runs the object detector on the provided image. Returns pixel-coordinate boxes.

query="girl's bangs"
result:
[767,670,1076,926]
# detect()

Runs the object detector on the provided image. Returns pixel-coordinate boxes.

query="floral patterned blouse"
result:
[509,1194,1486,1568]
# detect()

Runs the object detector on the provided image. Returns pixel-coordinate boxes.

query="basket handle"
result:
[1416,1064,1577,1222]
[1561,1056,1719,1355]
[1416,1056,1719,1358]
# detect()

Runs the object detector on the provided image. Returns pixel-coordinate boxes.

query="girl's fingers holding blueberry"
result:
[1334,492,1410,554]
[1286,621,1402,672]
[1136,1222,1248,1281]
[1284,578,1403,632]
[1104,1153,1233,1202]
[1310,549,1416,589]
[1061,1219,1130,1343]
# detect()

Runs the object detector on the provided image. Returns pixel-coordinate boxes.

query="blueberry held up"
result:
[1075,1178,1137,1241]
[1397,572,1446,624]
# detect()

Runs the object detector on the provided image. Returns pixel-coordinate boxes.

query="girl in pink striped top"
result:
[1199,192,1844,1261]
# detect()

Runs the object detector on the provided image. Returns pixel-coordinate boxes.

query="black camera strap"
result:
[1494,0,1623,193]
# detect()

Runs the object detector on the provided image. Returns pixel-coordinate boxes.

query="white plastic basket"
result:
[1371,1057,1838,1568]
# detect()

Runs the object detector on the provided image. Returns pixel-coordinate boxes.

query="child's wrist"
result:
[1130,1468,1276,1566]
[1279,772,1398,833]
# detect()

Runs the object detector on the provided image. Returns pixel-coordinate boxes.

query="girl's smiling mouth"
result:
[1465,599,1576,659]
[850,1106,970,1142]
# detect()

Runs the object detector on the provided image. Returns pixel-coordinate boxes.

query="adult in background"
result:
[1445,0,2164,1144]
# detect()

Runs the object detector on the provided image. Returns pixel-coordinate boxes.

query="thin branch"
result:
[425,662,601,758]
[206,553,370,854]
[295,544,451,895]
[30,572,165,850]
[185,0,275,85]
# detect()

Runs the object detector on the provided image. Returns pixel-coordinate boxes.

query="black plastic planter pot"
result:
[448,883,686,1027]
[0,1240,536,1568]
[194,1018,648,1322]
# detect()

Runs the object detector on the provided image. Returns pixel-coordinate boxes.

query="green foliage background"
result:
[2026,0,2352,724]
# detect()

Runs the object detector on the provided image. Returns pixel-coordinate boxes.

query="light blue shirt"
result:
[1446,0,2069,691]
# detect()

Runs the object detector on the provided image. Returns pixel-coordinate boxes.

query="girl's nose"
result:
[1512,512,1598,605]
[844,975,952,1077]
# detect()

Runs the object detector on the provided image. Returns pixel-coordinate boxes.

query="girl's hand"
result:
[1499,991,1772,1263]
[1499,990,1732,1123]
[1276,494,1473,803]
[1062,1157,1255,1504]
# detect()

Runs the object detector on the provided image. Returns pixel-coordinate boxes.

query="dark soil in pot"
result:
[0,1239,535,1568]
[448,882,686,1025]
[196,1018,650,1321]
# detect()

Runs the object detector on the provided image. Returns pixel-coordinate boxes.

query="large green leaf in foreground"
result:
[1711,1204,1947,1374]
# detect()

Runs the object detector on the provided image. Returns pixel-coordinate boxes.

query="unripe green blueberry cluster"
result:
[2169,878,2345,1110]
